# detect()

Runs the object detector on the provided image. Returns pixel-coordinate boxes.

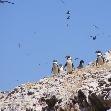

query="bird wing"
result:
[51,67,53,73]
[72,63,74,68]
[64,62,67,68]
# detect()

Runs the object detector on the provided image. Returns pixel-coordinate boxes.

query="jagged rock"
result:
[108,78,111,82]
[0,50,111,111]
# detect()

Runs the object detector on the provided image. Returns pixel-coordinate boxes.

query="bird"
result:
[74,58,79,60]
[0,0,14,4]
[77,60,84,69]
[93,36,96,40]
[90,36,97,40]
[64,56,74,74]
[51,60,59,75]
[95,51,105,66]
[67,16,70,19]
[66,10,70,14]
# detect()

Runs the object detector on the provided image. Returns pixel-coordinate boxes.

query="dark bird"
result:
[67,16,70,19]
[93,36,96,40]
[77,60,84,69]
[90,36,96,40]
[74,58,79,60]
[95,50,102,54]
[66,10,70,14]
[0,0,14,4]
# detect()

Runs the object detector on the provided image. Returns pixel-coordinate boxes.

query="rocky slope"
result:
[0,50,111,111]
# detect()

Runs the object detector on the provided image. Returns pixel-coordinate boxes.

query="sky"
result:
[0,0,111,91]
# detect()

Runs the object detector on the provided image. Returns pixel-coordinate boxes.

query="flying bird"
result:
[66,10,70,14]
[93,36,96,40]
[74,58,79,60]
[90,36,97,40]
[67,16,70,19]
[0,0,14,4]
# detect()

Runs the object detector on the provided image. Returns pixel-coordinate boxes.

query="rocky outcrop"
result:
[0,50,111,111]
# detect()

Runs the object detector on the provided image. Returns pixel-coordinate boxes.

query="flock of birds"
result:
[66,10,71,27]
[1,0,111,82]
[51,50,105,75]
[0,0,14,4]
[1,0,110,41]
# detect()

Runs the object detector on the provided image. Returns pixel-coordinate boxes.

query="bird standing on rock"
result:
[64,56,74,74]
[77,60,84,69]
[95,51,105,66]
[51,60,59,75]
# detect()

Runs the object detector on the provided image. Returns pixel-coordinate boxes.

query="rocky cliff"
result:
[0,50,111,111]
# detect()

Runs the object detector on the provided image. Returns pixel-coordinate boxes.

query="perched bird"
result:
[95,51,105,66]
[58,64,64,73]
[64,56,74,74]
[51,60,59,75]
[77,60,84,69]
[66,10,70,14]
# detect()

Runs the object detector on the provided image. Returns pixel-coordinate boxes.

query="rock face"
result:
[0,50,111,111]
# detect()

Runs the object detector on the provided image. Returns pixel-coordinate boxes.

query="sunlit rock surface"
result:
[0,50,111,111]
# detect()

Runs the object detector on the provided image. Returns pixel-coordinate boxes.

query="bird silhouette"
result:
[66,10,70,14]
[74,58,79,60]
[93,36,96,40]
[0,0,14,4]
[67,16,70,19]
[90,36,96,40]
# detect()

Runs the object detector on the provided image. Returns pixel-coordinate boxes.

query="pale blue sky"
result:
[0,0,111,90]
